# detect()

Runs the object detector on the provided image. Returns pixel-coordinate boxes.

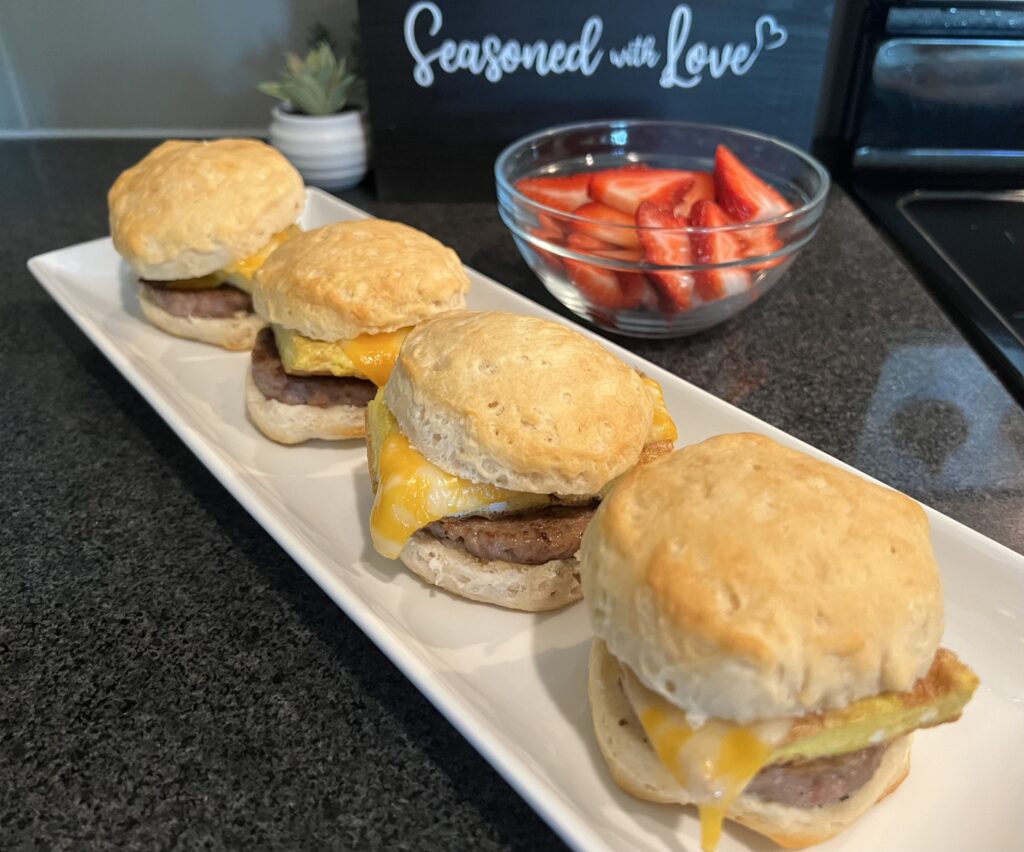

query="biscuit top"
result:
[580,433,944,722]
[108,139,305,280]
[384,311,654,494]
[252,219,470,340]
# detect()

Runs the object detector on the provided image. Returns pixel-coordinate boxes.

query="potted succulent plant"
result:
[259,33,367,190]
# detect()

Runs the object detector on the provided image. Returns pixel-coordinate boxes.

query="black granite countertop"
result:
[3,140,1023,849]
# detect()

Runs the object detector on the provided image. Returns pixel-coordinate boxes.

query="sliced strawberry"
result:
[526,238,564,274]
[564,258,637,309]
[529,221,564,247]
[712,148,793,271]
[714,145,792,222]
[527,210,569,272]
[566,232,609,251]
[690,199,752,301]
[566,231,643,262]
[571,202,641,248]
[526,217,565,273]
[516,173,592,212]
[635,202,695,311]
[535,211,568,240]
[590,166,699,216]
[672,171,715,218]
[587,306,617,329]
[564,233,653,307]
[617,272,658,310]
[736,226,785,270]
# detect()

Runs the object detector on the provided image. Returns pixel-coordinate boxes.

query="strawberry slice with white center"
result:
[571,202,641,248]
[590,165,699,216]
[564,258,643,309]
[636,202,695,312]
[566,232,643,262]
[672,171,715,219]
[515,173,592,212]
[690,199,752,301]
[714,146,792,270]
[713,145,791,222]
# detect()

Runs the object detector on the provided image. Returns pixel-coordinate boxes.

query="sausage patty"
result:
[250,327,376,408]
[140,280,253,318]
[425,504,597,565]
[745,744,887,808]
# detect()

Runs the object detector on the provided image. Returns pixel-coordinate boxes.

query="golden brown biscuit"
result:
[109,139,304,280]
[580,433,944,721]
[385,311,653,494]
[252,220,469,340]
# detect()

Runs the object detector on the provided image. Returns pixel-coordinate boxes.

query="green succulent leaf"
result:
[258,41,361,115]
[257,82,288,100]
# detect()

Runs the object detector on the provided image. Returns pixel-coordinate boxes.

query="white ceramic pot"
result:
[268,105,369,190]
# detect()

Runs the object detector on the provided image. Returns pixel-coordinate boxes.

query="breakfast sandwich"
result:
[580,433,978,850]
[108,138,305,350]
[246,219,470,444]
[366,310,678,611]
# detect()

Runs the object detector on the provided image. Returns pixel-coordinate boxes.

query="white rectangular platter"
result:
[28,189,1024,852]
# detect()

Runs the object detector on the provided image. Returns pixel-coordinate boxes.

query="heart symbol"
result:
[757,15,788,51]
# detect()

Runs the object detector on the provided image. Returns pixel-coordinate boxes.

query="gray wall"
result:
[0,0,358,136]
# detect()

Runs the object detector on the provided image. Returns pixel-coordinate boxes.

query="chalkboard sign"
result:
[359,1,835,200]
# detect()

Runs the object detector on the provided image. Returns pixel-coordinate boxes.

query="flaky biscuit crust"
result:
[385,311,654,495]
[252,220,469,339]
[400,532,582,611]
[109,139,304,280]
[580,435,943,721]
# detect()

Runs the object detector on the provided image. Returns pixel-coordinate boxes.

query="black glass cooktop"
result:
[855,184,1024,406]
[900,192,1024,341]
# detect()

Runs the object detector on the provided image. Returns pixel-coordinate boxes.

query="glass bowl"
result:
[495,119,830,337]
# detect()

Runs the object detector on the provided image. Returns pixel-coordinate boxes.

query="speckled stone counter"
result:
[3,140,1022,849]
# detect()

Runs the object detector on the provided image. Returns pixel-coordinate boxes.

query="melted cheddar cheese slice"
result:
[366,373,678,560]
[221,225,300,292]
[161,225,300,292]
[642,376,678,444]
[621,668,789,852]
[620,648,978,851]
[339,328,411,386]
[366,392,549,558]
[275,326,411,386]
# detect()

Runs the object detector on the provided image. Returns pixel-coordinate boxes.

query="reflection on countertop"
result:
[857,344,1024,492]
